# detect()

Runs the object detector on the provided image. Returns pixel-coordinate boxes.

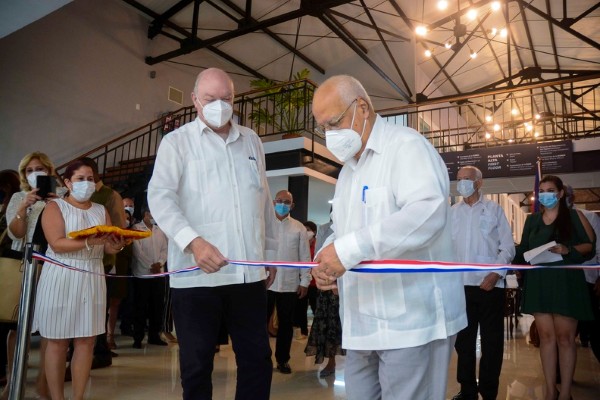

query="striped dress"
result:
[32,198,107,338]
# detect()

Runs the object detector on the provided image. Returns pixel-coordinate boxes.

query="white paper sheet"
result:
[523,241,563,265]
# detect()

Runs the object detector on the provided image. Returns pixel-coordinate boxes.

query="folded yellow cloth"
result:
[68,225,152,240]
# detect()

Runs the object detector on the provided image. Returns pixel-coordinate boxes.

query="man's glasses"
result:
[314,99,357,136]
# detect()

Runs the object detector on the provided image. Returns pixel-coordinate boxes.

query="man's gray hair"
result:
[462,165,483,180]
[321,75,374,110]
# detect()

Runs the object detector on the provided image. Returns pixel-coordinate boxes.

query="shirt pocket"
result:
[357,275,406,320]
[479,214,497,235]
[364,186,393,226]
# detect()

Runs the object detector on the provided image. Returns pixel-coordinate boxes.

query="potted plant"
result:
[248,69,313,138]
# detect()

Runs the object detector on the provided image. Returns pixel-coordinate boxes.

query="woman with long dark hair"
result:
[514,175,595,400]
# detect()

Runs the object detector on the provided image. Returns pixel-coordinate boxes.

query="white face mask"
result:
[201,99,233,128]
[457,179,476,197]
[70,181,96,202]
[325,103,367,162]
[124,206,134,215]
[27,171,47,189]
[149,218,156,225]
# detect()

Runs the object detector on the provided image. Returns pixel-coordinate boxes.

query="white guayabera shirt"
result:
[451,196,516,287]
[148,117,278,288]
[321,115,467,351]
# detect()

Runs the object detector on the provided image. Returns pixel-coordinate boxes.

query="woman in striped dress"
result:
[33,159,127,400]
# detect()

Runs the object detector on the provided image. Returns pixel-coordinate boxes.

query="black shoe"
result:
[276,362,292,374]
[148,337,168,346]
[132,341,142,349]
[91,354,112,369]
[451,392,477,400]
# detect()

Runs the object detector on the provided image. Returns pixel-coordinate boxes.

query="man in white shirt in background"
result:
[267,190,311,374]
[450,165,515,400]
[147,67,278,400]
[131,207,168,349]
[311,75,467,400]
[565,185,600,363]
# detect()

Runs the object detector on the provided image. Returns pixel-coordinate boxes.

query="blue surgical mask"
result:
[539,192,559,209]
[274,203,291,217]
[457,179,476,197]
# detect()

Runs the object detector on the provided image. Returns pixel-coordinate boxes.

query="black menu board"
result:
[441,141,573,180]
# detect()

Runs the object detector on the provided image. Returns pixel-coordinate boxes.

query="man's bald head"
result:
[193,68,234,98]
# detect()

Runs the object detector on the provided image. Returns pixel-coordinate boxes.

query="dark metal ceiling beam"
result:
[148,0,195,39]
[328,9,410,41]
[318,12,411,101]
[358,0,412,97]
[213,0,325,73]
[515,0,600,51]
[412,72,600,107]
[386,0,465,100]
[469,0,505,79]
[191,0,201,37]
[145,0,354,65]
[422,12,491,94]
[545,0,561,71]
[323,10,368,53]
[121,0,268,79]
[568,2,600,26]
[427,0,496,30]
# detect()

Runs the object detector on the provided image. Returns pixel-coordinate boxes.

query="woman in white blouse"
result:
[3,151,62,400]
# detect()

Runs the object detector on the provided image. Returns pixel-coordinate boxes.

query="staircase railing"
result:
[56,79,322,186]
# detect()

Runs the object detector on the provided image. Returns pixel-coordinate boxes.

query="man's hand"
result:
[312,243,345,291]
[265,267,277,289]
[188,237,227,273]
[297,285,308,299]
[480,272,501,291]
[150,262,162,274]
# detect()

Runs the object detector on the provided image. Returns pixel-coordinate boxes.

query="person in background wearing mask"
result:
[118,209,136,337]
[293,221,318,339]
[131,207,168,348]
[79,157,127,369]
[33,159,127,400]
[565,185,600,362]
[450,166,515,400]
[267,190,311,374]
[513,175,595,400]
[3,151,62,400]
[311,75,466,400]
[147,67,278,400]
[106,208,135,350]
[123,197,135,219]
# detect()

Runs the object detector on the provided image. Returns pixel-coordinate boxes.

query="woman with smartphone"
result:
[2,151,62,400]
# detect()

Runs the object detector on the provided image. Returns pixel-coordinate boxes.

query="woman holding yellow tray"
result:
[32,159,127,400]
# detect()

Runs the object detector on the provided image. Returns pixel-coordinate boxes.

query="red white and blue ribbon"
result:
[31,251,600,279]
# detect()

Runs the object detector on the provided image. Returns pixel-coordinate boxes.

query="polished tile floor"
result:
[9,317,600,399]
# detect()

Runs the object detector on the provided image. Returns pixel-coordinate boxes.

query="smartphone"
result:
[36,175,56,198]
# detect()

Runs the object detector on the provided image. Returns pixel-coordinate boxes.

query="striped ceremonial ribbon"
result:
[31,251,600,279]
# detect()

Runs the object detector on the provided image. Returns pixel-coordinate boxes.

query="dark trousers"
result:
[133,277,166,342]
[455,286,505,400]
[293,286,317,335]
[267,291,297,364]
[579,283,600,363]
[171,281,272,400]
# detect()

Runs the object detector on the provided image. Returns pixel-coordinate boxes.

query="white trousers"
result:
[345,335,457,400]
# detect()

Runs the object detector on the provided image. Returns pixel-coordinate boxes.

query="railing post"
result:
[8,243,39,400]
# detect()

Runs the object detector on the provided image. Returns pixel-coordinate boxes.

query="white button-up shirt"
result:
[269,215,312,293]
[131,222,168,277]
[451,196,516,287]
[147,118,278,288]
[323,115,467,351]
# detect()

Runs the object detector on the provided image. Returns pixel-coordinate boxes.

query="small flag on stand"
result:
[531,158,542,213]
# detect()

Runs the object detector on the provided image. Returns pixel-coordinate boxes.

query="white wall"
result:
[0,0,228,171]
